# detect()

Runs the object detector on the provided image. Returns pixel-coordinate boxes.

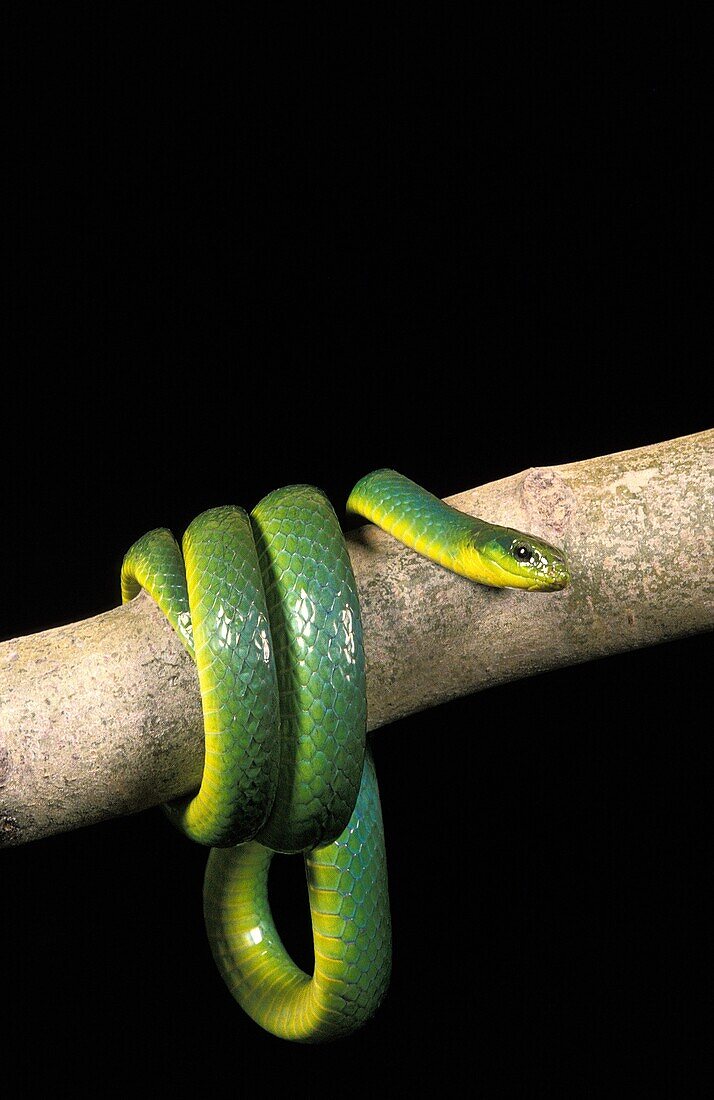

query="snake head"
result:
[462,526,570,591]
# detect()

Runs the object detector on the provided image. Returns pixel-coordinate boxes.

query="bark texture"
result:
[1,431,712,847]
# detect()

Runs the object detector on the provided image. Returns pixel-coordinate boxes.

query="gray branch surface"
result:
[1,431,712,848]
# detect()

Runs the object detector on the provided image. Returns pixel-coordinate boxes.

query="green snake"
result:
[121,470,569,1042]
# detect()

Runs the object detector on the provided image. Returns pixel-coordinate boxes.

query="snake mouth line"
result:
[458,549,570,591]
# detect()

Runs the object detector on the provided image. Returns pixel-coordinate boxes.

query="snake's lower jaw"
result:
[546,560,570,590]
[527,567,570,592]
[534,580,568,592]
[505,569,570,592]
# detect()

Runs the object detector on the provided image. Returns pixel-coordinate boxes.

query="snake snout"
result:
[548,555,570,590]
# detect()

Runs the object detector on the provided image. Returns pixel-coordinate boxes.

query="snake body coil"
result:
[122,470,568,1042]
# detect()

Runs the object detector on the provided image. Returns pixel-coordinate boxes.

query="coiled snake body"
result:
[122,470,569,1041]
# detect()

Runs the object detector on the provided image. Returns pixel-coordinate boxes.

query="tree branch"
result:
[1,431,711,848]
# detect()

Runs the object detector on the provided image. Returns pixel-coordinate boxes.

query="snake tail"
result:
[204,746,390,1042]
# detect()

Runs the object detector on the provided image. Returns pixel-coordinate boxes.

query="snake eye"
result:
[513,544,532,562]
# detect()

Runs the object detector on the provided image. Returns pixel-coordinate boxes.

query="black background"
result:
[1,8,709,1095]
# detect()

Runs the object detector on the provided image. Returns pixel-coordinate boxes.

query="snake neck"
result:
[347,468,488,578]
